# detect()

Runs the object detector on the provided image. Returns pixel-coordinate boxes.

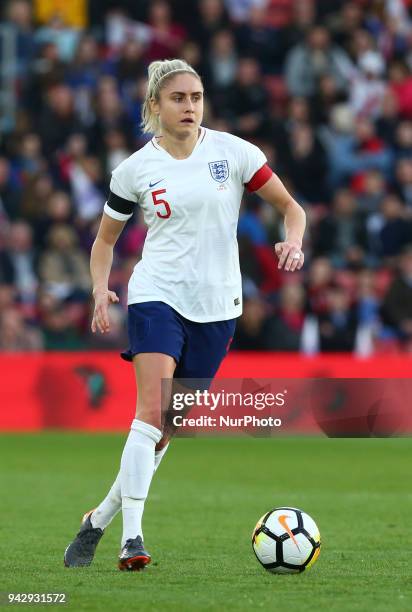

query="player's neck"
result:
[156,128,201,160]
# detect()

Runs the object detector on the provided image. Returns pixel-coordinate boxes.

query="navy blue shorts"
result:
[121,301,236,381]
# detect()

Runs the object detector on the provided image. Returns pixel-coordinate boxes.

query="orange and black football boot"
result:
[118,535,151,571]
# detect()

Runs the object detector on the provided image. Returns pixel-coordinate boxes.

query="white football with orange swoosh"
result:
[252,507,321,573]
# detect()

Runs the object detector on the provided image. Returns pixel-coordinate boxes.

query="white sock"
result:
[121,499,145,547]
[154,443,169,473]
[120,419,162,546]
[89,442,170,531]
[90,473,121,530]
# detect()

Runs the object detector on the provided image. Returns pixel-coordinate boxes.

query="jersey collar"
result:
[151,126,206,159]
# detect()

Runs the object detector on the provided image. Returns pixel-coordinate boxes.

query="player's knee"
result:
[135,402,162,431]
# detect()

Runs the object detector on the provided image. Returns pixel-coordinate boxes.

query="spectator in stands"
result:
[223,57,269,137]
[381,245,412,348]
[224,0,267,25]
[354,116,393,177]
[104,8,151,56]
[192,0,230,50]
[375,87,399,146]
[238,198,269,248]
[2,220,38,304]
[34,15,81,63]
[237,234,266,291]
[394,158,412,210]
[305,257,335,316]
[144,0,186,62]
[67,35,103,125]
[67,34,102,91]
[0,308,43,351]
[275,0,316,66]
[102,129,131,176]
[207,30,238,91]
[3,0,35,79]
[22,41,67,115]
[56,131,86,182]
[179,39,204,78]
[268,96,311,160]
[312,188,367,267]
[69,156,105,222]
[367,194,412,261]
[284,25,352,97]
[40,301,86,350]
[263,283,306,351]
[317,285,359,352]
[282,122,328,203]
[374,1,411,62]
[38,224,91,300]
[238,197,284,297]
[88,76,134,153]
[315,0,346,22]
[234,5,281,74]
[355,267,381,328]
[393,120,412,161]
[19,172,54,223]
[286,94,311,125]
[323,114,393,188]
[0,157,21,221]
[325,2,364,57]
[349,50,386,119]
[113,39,145,96]
[348,28,376,65]
[13,133,45,184]
[236,279,304,354]
[262,0,295,30]
[33,190,73,248]
[38,83,83,157]
[0,284,16,314]
[388,59,412,120]
[231,295,269,350]
[309,74,347,126]
[0,246,14,286]
[350,267,381,356]
[357,169,387,216]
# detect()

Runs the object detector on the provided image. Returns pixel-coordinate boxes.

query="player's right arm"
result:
[90,212,127,334]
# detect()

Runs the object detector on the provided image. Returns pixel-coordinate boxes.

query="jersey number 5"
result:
[151,189,171,219]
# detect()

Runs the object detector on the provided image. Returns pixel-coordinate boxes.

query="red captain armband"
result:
[245,163,273,192]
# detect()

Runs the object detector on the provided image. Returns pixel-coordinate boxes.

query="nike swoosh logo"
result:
[278,514,301,550]
[149,178,164,188]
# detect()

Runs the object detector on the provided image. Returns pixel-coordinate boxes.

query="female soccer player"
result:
[64,59,306,571]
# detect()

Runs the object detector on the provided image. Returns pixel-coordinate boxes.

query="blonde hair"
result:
[141,59,202,134]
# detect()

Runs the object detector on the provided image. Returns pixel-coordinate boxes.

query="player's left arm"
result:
[254,171,306,272]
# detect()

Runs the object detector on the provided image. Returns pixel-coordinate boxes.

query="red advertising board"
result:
[0,352,411,434]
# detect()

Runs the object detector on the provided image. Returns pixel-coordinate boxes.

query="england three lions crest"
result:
[209,160,229,183]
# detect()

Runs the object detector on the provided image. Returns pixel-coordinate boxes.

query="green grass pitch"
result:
[0,434,411,611]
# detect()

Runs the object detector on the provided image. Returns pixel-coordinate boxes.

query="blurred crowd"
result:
[1,0,412,354]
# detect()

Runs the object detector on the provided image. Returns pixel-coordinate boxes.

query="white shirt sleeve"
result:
[104,157,138,221]
[110,157,139,202]
[234,136,267,184]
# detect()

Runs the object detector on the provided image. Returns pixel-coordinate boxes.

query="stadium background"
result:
[0,3,411,610]
[2,0,412,358]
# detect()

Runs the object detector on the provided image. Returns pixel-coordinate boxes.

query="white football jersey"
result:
[104,127,267,322]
